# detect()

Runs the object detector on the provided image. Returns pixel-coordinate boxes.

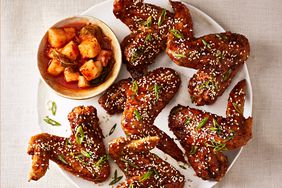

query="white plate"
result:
[37,0,253,187]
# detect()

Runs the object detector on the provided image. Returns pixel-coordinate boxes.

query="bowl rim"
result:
[37,15,122,100]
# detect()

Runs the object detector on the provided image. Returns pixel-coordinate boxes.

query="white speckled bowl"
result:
[37,16,122,100]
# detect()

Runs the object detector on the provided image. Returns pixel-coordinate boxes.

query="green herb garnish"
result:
[75,154,87,165]
[95,155,109,168]
[232,102,243,114]
[58,155,68,164]
[120,158,139,168]
[134,109,142,121]
[202,39,211,49]
[75,126,85,144]
[198,79,217,91]
[144,16,152,27]
[109,123,117,136]
[158,9,167,26]
[81,150,91,158]
[223,69,232,81]
[47,101,57,115]
[139,169,154,182]
[185,117,191,125]
[189,145,198,155]
[206,139,228,152]
[154,84,160,101]
[172,52,186,59]
[215,34,222,40]
[129,183,135,188]
[210,118,222,134]
[131,80,138,95]
[145,33,152,42]
[43,116,61,126]
[109,170,123,185]
[197,117,209,129]
[179,165,187,169]
[170,29,184,39]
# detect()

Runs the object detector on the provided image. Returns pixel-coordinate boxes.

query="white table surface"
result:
[1,0,282,187]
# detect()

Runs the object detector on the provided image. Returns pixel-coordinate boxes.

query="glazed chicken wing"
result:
[99,68,186,163]
[27,106,110,183]
[166,2,250,106]
[114,0,175,78]
[168,80,252,181]
[109,136,185,188]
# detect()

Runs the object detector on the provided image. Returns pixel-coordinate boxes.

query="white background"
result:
[1,0,282,187]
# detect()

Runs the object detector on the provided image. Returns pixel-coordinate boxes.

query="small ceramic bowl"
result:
[37,16,122,99]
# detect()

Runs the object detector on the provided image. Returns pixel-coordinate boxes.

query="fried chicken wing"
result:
[114,0,175,78]
[166,2,250,105]
[109,136,185,188]
[168,80,252,181]
[27,106,110,183]
[99,68,186,163]
[121,68,185,162]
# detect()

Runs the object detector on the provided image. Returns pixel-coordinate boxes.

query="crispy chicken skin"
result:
[113,0,175,78]
[109,136,185,188]
[27,106,110,182]
[98,78,132,115]
[166,2,250,106]
[168,80,252,181]
[99,68,186,163]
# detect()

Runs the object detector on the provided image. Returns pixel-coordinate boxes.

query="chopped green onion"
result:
[109,123,117,136]
[75,126,85,144]
[95,155,109,168]
[145,33,152,42]
[109,170,123,185]
[172,52,186,59]
[58,155,68,165]
[202,39,211,49]
[144,16,152,27]
[158,9,167,26]
[189,145,198,155]
[170,29,184,39]
[154,84,160,101]
[81,150,91,158]
[47,101,57,115]
[65,138,72,146]
[129,183,135,188]
[214,142,227,152]
[131,80,138,95]
[179,165,187,169]
[120,158,139,168]
[197,117,209,129]
[209,127,218,131]
[215,34,222,40]
[139,169,154,182]
[223,69,232,81]
[232,102,243,114]
[207,139,228,152]
[185,117,191,125]
[75,154,87,165]
[212,118,218,127]
[43,116,61,126]
[134,109,142,121]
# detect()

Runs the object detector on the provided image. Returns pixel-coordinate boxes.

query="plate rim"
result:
[36,0,253,187]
